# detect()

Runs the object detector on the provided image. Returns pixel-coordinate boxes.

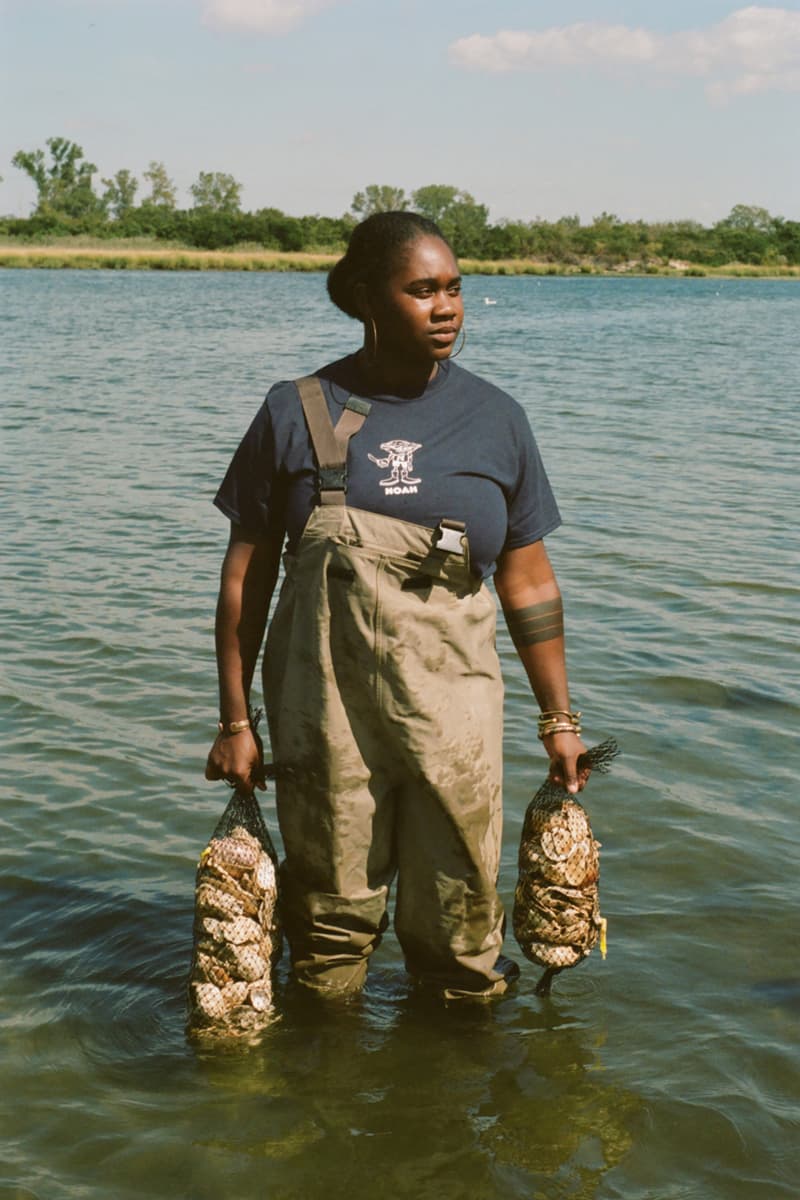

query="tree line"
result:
[4,137,800,267]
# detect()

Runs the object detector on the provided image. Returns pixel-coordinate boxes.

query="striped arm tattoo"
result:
[503,597,564,647]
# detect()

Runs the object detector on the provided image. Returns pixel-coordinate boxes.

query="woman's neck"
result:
[354,349,439,398]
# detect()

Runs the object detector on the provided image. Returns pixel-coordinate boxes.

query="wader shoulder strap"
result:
[295,376,371,505]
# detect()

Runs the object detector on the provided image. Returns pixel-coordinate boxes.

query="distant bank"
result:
[2,240,799,278]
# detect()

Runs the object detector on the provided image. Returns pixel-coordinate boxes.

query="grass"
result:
[0,242,338,272]
[1,239,798,277]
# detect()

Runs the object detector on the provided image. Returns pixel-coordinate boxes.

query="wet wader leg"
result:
[275,765,396,996]
[392,714,508,1000]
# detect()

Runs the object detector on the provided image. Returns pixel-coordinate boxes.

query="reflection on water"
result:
[1,270,798,1199]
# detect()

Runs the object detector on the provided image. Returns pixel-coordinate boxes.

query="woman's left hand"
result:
[543,730,590,794]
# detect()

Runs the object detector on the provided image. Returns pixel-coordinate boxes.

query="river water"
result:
[1,269,797,1200]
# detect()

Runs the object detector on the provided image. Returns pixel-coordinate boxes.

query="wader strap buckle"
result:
[296,377,371,506]
[319,466,347,491]
[434,519,467,556]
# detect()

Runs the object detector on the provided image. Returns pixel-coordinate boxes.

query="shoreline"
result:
[1,241,798,278]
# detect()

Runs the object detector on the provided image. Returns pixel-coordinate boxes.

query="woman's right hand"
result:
[205,728,265,792]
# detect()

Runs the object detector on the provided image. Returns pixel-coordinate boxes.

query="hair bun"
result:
[326,256,362,320]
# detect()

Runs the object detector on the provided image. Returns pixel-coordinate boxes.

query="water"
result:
[1,269,798,1200]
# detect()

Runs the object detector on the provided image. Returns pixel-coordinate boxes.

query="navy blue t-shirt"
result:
[214,355,561,579]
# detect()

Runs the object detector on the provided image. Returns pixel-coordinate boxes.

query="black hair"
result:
[327,211,453,321]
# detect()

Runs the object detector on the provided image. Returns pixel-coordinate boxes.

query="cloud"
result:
[449,6,800,101]
[451,24,659,72]
[202,0,339,35]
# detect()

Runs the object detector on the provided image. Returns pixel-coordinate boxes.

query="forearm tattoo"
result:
[503,597,564,647]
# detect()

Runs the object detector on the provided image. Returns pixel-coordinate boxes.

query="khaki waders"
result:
[263,378,509,1000]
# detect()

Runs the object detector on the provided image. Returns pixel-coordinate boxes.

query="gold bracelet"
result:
[217,718,251,735]
[538,709,581,725]
[538,723,582,740]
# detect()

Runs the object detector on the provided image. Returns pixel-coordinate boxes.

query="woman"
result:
[206,212,587,1001]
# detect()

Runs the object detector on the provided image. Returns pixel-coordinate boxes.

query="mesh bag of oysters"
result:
[513,738,619,996]
[187,780,281,1041]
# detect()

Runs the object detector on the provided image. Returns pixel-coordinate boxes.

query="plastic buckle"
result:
[434,521,466,555]
[319,466,346,492]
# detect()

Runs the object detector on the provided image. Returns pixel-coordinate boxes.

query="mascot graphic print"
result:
[368,440,422,495]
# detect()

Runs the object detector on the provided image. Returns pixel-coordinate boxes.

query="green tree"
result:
[654,219,709,264]
[412,187,487,257]
[190,171,242,213]
[713,204,775,264]
[411,185,489,256]
[411,184,460,224]
[773,217,800,265]
[351,185,408,217]
[142,161,177,209]
[443,199,489,257]
[102,168,138,220]
[11,136,101,218]
[718,204,775,233]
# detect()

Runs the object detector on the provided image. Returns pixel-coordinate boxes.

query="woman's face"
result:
[369,235,464,366]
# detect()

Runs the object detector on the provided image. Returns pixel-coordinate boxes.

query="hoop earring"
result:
[364,317,378,363]
[450,325,466,358]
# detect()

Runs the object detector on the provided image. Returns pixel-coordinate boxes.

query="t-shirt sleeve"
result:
[503,411,562,550]
[213,398,284,538]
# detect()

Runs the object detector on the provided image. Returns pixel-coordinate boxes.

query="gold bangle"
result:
[538,723,582,740]
[217,718,251,735]
[538,709,581,725]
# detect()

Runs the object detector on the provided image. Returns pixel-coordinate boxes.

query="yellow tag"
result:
[599,917,608,960]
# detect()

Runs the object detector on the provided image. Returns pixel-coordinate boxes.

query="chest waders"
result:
[263,376,511,1000]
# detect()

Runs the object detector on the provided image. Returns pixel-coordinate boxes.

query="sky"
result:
[1,0,799,224]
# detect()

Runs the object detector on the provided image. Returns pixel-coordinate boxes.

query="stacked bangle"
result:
[217,717,251,735]
[537,709,582,740]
